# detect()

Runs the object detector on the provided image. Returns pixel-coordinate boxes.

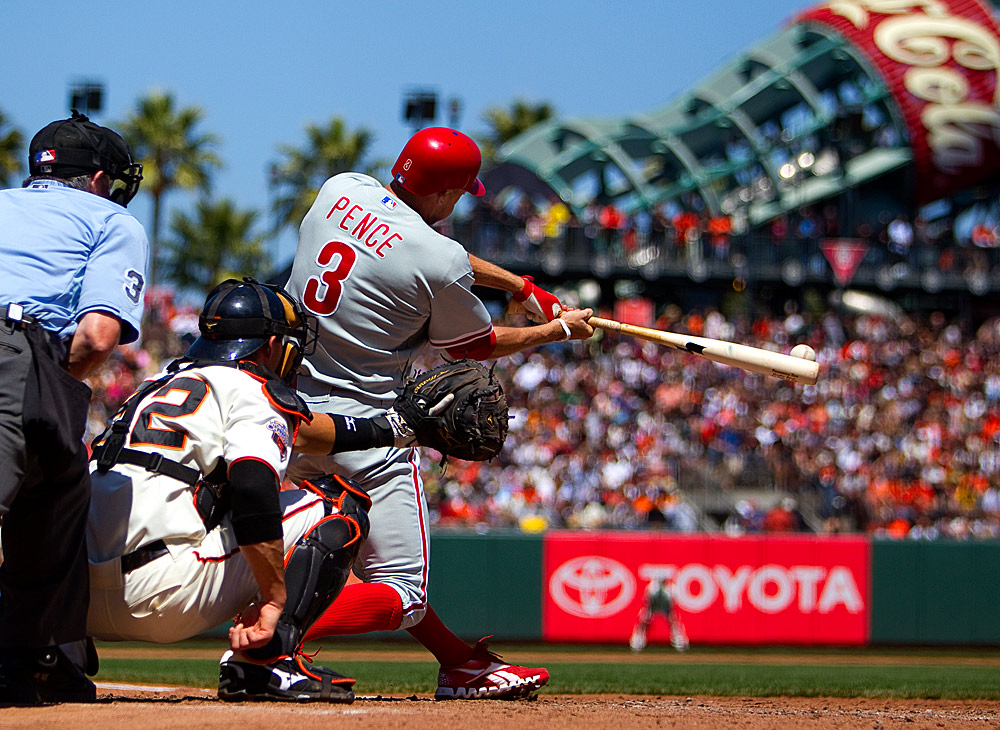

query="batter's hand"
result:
[558,308,595,340]
[512,275,563,323]
[229,600,283,653]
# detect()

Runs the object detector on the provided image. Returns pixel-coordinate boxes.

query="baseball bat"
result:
[587,316,819,385]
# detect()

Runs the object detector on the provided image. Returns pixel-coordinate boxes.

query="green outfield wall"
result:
[427,532,1000,646]
[429,531,544,640]
[870,539,1000,645]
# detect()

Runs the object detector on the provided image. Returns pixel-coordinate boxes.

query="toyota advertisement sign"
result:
[543,533,871,645]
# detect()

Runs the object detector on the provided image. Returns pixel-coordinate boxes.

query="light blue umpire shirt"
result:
[0,179,149,344]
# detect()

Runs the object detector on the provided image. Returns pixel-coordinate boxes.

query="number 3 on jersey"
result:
[303,240,357,317]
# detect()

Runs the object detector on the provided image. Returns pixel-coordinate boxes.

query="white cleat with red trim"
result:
[435,637,549,700]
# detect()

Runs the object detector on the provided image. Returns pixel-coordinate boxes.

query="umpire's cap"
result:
[29,110,143,205]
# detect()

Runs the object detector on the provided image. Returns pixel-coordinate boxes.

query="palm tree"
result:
[162,198,266,296]
[0,110,24,188]
[118,92,223,290]
[479,100,556,164]
[269,117,388,235]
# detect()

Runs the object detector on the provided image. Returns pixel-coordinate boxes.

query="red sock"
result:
[406,605,474,666]
[304,583,403,641]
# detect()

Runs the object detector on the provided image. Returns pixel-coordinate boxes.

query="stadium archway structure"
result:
[483,0,1000,237]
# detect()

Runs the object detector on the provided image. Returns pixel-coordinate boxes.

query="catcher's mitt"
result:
[393,359,509,461]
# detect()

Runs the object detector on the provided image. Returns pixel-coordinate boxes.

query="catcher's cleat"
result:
[217,650,355,703]
[435,637,549,700]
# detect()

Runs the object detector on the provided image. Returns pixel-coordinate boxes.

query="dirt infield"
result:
[5,646,1000,729]
[5,690,1000,730]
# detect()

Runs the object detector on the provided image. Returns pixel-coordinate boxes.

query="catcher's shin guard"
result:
[244,476,370,661]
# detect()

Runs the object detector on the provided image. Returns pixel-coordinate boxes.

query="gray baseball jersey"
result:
[285,172,492,414]
[284,172,494,628]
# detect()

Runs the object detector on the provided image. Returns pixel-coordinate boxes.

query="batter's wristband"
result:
[512,275,533,301]
[556,318,571,341]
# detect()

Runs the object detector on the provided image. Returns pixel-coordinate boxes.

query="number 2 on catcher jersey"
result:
[130,377,209,450]
[303,240,358,317]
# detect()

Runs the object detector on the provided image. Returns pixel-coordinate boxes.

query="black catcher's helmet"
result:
[186,277,316,382]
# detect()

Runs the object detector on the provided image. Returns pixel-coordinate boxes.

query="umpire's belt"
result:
[0,303,40,328]
[120,540,169,574]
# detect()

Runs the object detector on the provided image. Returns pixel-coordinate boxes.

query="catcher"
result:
[84,278,489,703]
[285,126,593,700]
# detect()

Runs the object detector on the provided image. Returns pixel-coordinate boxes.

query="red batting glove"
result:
[512,275,563,323]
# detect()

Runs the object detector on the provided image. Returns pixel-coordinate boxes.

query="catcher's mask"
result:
[28,110,143,207]
[186,277,316,383]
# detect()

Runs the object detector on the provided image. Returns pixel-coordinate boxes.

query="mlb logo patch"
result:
[267,419,290,460]
[381,195,397,210]
[34,149,56,165]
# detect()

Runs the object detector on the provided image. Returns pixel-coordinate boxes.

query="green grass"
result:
[540,663,1000,699]
[93,644,1000,700]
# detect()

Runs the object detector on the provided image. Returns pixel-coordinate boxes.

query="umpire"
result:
[0,111,147,705]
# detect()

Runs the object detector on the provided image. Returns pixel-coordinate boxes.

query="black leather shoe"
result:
[0,646,96,705]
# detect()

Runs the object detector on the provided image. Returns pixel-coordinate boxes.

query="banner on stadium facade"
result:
[796,0,1000,204]
[542,533,871,645]
[821,238,870,286]
[613,297,655,328]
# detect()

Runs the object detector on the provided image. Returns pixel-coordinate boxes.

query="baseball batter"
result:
[284,127,593,699]
[85,278,425,703]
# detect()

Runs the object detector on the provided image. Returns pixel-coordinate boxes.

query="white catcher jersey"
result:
[87,364,297,564]
[285,173,493,413]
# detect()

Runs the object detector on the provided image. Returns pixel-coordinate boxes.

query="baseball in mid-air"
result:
[790,344,816,361]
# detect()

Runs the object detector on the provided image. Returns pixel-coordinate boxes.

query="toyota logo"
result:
[549,556,636,618]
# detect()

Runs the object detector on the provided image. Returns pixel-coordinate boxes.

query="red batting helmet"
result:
[391,127,486,198]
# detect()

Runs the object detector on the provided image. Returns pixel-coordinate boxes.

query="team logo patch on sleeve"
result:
[267,419,290,459]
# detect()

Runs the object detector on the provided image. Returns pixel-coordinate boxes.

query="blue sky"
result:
[2,0,814,266]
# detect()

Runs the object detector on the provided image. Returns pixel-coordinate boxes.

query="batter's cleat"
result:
[435,637,549,700]
[217,650,355,703]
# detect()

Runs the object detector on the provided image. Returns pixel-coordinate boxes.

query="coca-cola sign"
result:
[797,0,1000,203]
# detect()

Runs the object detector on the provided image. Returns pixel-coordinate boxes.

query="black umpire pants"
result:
[0,320,92,648]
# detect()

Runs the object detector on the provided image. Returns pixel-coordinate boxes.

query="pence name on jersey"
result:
[286,172,493,412]
[86,364,298,565]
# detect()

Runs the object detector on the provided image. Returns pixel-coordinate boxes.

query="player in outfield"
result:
[84,278,441,704]
[629,577,689,653]
[284,126,593,699]
[0,112,147,706]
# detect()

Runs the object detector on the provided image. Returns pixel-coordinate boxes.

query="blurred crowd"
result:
[422,304,1000,541]
[452,193,1000,286]
[85,298,1000,542]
